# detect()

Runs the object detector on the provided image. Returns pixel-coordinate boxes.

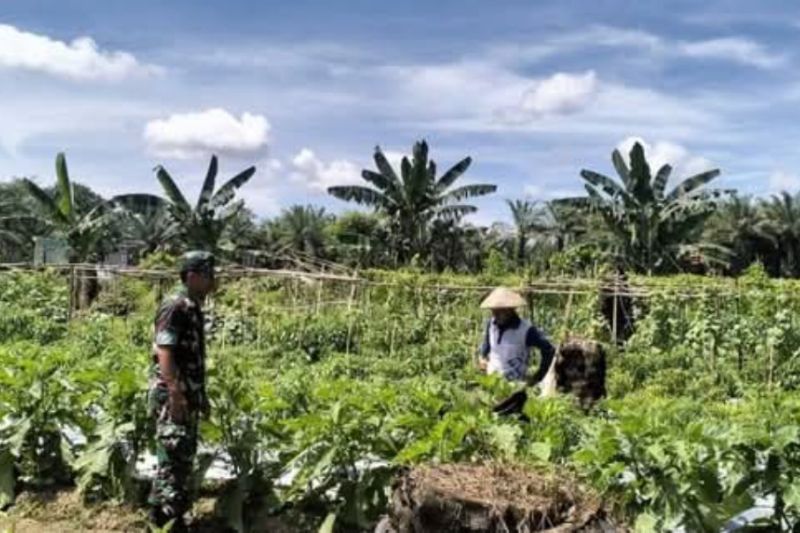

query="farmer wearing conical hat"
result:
[477,287,555,384]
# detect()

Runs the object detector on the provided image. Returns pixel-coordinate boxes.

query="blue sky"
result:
[2,0,800,224]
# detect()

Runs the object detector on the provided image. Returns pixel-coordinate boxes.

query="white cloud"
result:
[616,137,715,182]
[768,171,800,193]
[519,70,598,117]
[468,78,722,141]
[242,160,284,216]
[290,148,361,192]
[678,38,785,69]
[385,63,600,126]
[263,158,284,176]
[522,184,583,200]
[489,25,782,70]
[489,26,663,63]
[380,61,527,121]
[523,184,543,197]
[144,108,271,159]
[0,24,161,81]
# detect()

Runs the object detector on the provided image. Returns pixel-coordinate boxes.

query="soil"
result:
[387,463,618,532]
[0,489,299,532]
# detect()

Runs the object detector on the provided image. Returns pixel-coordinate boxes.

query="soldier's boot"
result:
[148,507,188,532]
[147,506,168,528]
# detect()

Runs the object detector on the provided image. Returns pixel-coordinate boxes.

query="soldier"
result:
[147,251,215,531]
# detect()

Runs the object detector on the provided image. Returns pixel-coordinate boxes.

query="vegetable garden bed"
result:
[2,268,800,531]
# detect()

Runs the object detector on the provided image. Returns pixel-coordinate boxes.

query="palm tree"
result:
[125,155,256,255]
[111,194,178,257]
[761,192,800,277]
[561,142,730,274]
[427,220,492,273]
[506,199,540,267]
[221,206,259,253]
[703,195,776,275]
[329,211,391,268]
[327,140,496,263]
[0,201,31,260]
[269,205,332,259]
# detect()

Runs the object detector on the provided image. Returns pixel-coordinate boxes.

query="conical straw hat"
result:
[480,287,526,309]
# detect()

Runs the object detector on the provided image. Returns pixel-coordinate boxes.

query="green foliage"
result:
[482,248,511,280]
[152,155,256,254]
[138,250,179,271]
[3,271,800,531]
[328,140,496,264]
[561,141,729,274]
[21,153,113,262]
[0,272,68,343]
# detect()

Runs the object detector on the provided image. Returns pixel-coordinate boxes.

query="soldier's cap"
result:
[180,251,215,278]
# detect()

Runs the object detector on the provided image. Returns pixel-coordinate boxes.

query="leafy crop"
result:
[1,271,800,531]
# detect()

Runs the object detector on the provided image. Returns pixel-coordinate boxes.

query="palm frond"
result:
[197,155,219,211]
[666,169,722,202]
[22,178,68,227]
[653,164,672,199]
[155,166,191,215]
[439,184,497,203]
[580,170,637,207]
[435,157,472,191]
[55,152,74,220]
[328,186,390,208]
[210,165,256,210]
[611,149,631,188]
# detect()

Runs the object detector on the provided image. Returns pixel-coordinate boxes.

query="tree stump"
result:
[554,337,607,410]
[382,464,614,532]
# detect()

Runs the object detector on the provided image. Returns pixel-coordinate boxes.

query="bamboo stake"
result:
[68,266,75,322]
[345,271,358,355]
[612,279,619,346]
[769,343,774,390]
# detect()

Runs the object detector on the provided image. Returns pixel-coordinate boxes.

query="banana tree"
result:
[328,140,496,264]
[22,153,113,308]
[559,142,731,274]
[22,153,111,263]
[148,155,256,254]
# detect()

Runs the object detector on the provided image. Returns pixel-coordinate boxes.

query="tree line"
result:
[0,139,798,277]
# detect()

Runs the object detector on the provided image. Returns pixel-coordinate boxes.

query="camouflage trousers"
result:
[147,387,199,526]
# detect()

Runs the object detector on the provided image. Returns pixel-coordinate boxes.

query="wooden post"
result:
[68,266,76,322]
[563,289,574,340]
[257,312,263,350]
[611,277,619,346]
[768,343,774,390]
[734,279,743,372]
[315,277,323,315]
[345,272,358,355]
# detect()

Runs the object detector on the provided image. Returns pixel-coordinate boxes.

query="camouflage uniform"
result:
[147,252,212,529]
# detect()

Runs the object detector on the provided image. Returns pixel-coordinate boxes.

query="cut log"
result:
[384,464,616,532]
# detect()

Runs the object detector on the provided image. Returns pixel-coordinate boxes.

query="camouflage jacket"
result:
[150,287,207,412]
